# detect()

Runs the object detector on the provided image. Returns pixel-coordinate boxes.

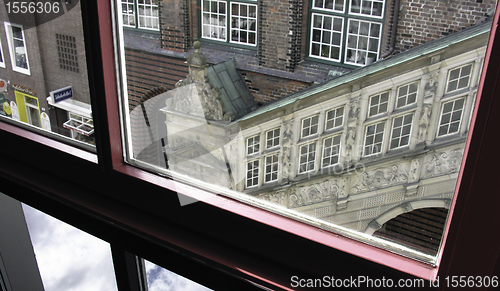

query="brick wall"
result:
[241,70,312,104]
[159,0,191,52]
[396,0,495,52]
[125,49,188,110]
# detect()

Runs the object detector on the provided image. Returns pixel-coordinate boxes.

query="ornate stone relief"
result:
[408,159,421,183]
[288,178,343,208]
[345,127,356,164]
[348,99,360,121]
[351,164,409,194]
[281,118,294,182]
[418,105,432,141]
[424,72,439,99]
[259,190,287,207]
[423,148,464,178]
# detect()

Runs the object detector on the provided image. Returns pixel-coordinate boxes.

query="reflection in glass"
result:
[22,204,118,291]
[144,260,212,291]
[117,0,493,263]
[0,2,96,150]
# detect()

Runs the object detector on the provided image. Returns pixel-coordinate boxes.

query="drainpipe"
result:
[381,0,400,59]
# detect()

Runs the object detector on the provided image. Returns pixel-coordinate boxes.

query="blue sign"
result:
[52,86,73,103]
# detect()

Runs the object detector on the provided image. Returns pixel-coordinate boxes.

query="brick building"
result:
[122,0,495,107]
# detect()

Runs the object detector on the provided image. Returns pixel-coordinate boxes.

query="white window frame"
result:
[436,97,466,137]
[0,36,5,68]
[63,112,95,137]
[325,105,344,130]
[309,13,344,62]
[4,22,30,75]
[246,134,260,155]
[201,0,258,46]
[311,0,345,13]
[301,114,320,138]
[298,141,317,174]
[446,63,473,93]
[363,121,385,156]
[395,81,419,109]
[368,91,389,117]
[264,154,279,183]
[265,127,280,149]
[389,113,413,150]
[120,0,159,31]
[245,159,259,188]
[321,134,341,168]
[345,18,382,66]
[349,0,385,18]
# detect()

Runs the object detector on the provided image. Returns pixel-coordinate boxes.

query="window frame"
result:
[120,0,160,32]
[445,63,473,94]
[200,0,258,47]
[436,96,466,138]
[0,1,500,289]
[0,35,5,68]
[389,112,414,150]
[4,22,30,75]
[308,0,385,67]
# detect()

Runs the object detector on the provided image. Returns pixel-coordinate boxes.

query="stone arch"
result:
[364,199,451,235]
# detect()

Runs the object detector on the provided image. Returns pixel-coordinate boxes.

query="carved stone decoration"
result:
[281,119,294,182]
[423,148,464,178]
[408,159,421,183]
[288,178,341,208]
[348,99,360,121]
[259,191,287,207]
[418,105,432,141]
[351,164,409,194]
[424,72,439,98]
[345,127,356,164]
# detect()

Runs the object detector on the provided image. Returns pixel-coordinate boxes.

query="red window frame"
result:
[0,1,499,290]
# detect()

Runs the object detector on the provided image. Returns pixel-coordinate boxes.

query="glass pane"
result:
[144,260,212,291]
[115,0,493,264]
[21,203,118,291]
[0,2,96,151]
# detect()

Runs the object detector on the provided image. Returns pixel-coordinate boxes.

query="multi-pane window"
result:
[0,36,5,68]
[266,128,280,148]
[246,134,260,155]
[246,160,259,188]
[446,64,473,93]
[310,0,384,66]
[301,115,319,138]
[264,154,279,182]
[437,98,465,137]
[121,0,159,30]
[368,91,389,117]
[322,135,341,167]
[325,106,344,130]
[299,142,317,173]
[4,22,29,74]
[363,121,385,156]
[390,113,413,149]
[396,82,418,108]
[202,0,258,46]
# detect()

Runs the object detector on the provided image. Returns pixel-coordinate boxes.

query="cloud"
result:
[22,204,118,291]
[144,260,212,291]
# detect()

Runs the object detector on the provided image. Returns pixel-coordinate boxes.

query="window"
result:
[301,114,319,138]
[56,34,79,73]
[395,81,418,108]
[121,0,159,30]
[446,63,473,93]
[246,159,259,187]
[201,0,258,46]
[4,22,29,75]
[264,154,279,183]
[389,113,413,149]
[437,97,465,137]
[63,113,95,138]
[309,0,384,66]
[298,142,317,173]
[246,134,260,155]
[368,91,389,117]
[325,106,344,130]
[363,121,385,156]
[265,128,280,148]
[321,134,341,167]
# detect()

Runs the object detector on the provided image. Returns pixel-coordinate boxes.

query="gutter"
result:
[381,0,401,59]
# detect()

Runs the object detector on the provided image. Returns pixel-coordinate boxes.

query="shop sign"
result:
[51,86,73,103]
[10,101,19,121]
[12,84,36,96]
[0,79,7,93]
[40,112,51,131]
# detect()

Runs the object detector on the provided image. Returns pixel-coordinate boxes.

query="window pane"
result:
[0,2,96,151]
[144,260,212,291]
[115,0,491,264]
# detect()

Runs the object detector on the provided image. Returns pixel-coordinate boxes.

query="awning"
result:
[47,96,92,119]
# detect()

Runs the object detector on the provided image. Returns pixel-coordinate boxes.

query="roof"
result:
[234,20,493,124]
[207,59,257,120]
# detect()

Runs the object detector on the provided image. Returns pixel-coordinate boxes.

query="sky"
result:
[21,204,212,291]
